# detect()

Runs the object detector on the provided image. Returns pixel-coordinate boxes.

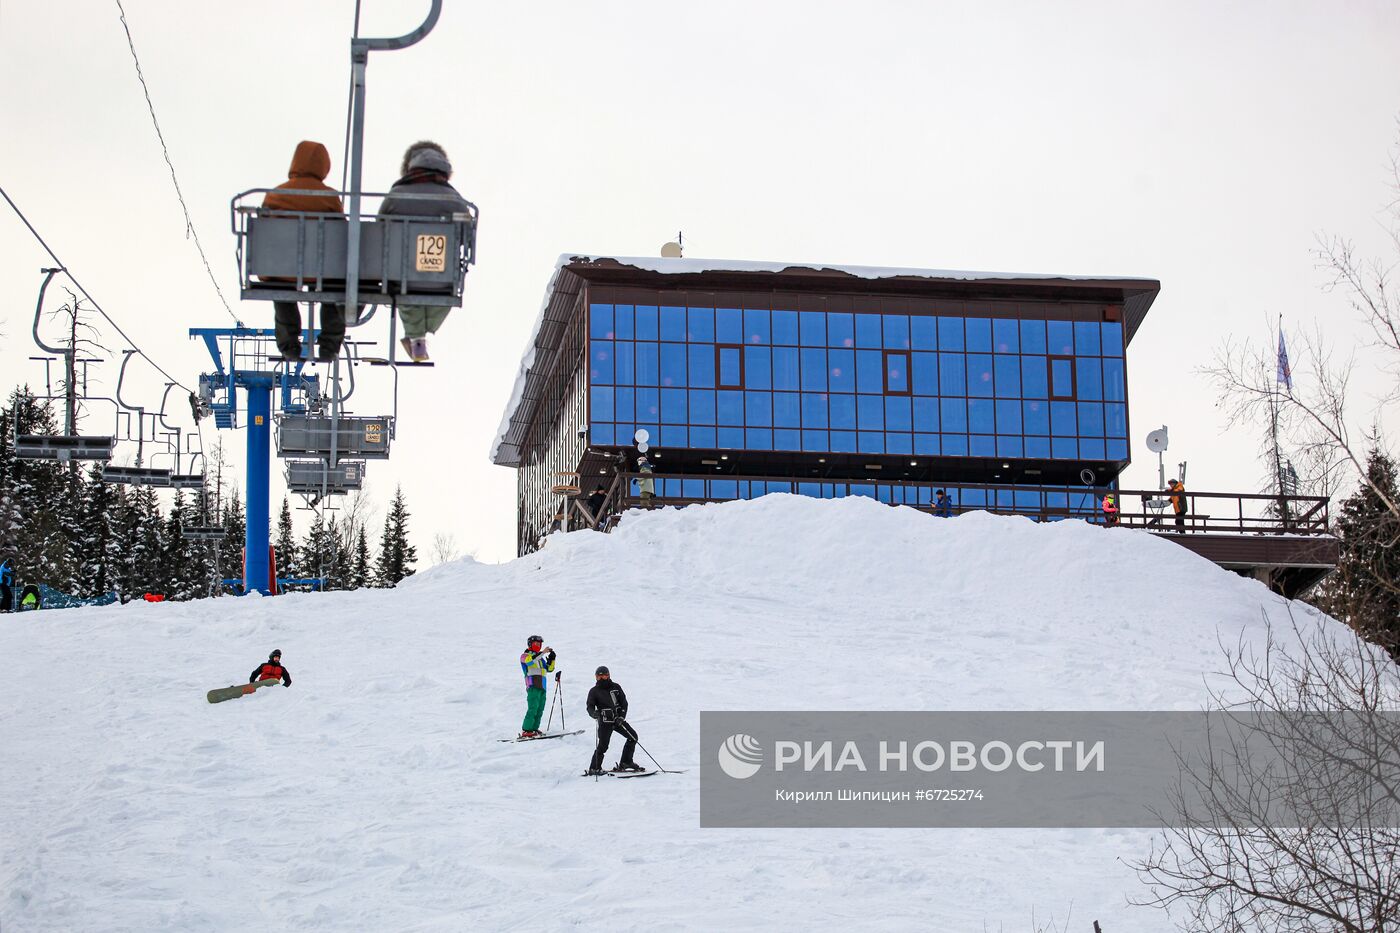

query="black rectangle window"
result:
[1049,355,1076,400]
[883,350,910,395]
[717,344,745,388]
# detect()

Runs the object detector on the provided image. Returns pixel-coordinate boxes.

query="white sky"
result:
[2,0,1398,563]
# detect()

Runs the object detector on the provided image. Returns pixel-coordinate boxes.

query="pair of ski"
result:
[498,730,584,743]
[585,767,657,779]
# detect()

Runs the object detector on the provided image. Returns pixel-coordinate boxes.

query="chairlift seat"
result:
[285,459,366,494]
[102,465,172,487]
[170,474,205,490]
[182,527,228,541]
[233,195,477,308]
[15,434,115,462]
[276,414,392,460]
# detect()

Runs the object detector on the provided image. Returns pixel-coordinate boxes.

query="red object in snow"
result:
[142,593,166,602]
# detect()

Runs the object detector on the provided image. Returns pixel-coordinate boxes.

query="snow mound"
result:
[0,496,1340,931]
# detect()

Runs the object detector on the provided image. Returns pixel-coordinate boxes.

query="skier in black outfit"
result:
[585,666,642,775]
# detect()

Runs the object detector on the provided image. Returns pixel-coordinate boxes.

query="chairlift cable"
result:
[0,184,193,395]
[112,0,244,329]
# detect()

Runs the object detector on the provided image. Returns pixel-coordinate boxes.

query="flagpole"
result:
[1272,314,1289,526]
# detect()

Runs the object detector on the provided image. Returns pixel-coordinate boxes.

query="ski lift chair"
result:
[169,474,206,490]
[231,193,477,310]
[14,434,116,462]
[285,459,365,496]
[182,527,228,542]
[101,465,172,487]
[276,414,391,460]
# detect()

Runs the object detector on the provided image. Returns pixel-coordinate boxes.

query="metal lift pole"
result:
[343,0,442,315]
[244,374,275,595]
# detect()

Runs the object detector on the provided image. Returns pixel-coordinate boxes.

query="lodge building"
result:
[491,256,1336,595]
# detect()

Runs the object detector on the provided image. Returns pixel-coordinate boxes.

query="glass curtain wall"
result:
[588,299,1128,462]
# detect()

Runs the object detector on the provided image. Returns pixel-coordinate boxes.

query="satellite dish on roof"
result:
[660,241,683,259]
[633,428,650,444]
[1146,427,1169,454]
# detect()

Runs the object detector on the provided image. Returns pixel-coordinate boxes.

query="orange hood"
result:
[288,140,332,181]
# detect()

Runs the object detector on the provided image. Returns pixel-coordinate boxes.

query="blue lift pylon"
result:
[190,326,321,595]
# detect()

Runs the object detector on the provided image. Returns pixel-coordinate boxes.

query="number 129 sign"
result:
[415,234,447,273]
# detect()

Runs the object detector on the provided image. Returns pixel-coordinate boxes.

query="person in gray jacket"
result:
[379,140,471,362]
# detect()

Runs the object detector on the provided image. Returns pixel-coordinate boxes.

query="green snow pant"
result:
[522,686,547,732]
[399,306,451,339]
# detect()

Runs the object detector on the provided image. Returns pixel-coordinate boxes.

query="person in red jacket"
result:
[250,649,292,687]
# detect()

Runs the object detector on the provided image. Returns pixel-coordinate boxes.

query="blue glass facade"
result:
[587,302,1128,462]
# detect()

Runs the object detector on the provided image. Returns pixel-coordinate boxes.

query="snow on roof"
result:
[490,254,1158,466]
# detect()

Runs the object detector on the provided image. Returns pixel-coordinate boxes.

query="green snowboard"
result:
[207,678,281,704]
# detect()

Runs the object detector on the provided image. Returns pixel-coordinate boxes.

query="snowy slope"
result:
[0,495,1338,931]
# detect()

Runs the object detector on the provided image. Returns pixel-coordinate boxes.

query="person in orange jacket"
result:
[1167,479,1187,533]
[262,141,346,362]
[249,649,292,687]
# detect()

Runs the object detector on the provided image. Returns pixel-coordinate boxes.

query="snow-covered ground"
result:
[0,495,1341,931]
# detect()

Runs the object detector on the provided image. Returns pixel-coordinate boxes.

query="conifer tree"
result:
[274,498,299,582]
[1321,447,1400,660]
[301,512,339,590]
[123,481,165,597]
[77,462,119,598]
[219,486,246,588]
[375,485,417,586]
[349,525,371,589]
[0,389,62,580]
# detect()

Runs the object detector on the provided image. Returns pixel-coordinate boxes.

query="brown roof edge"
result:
[560,256,1160,342]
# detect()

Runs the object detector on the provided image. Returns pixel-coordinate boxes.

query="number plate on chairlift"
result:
[364,423,384,444]
[415,234,447,272]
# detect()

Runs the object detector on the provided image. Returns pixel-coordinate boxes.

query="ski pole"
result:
[544,682,558,733]
[622,722,672,773]
[557,671,565,731]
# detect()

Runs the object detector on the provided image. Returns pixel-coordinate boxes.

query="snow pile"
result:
[0,495,1338,931]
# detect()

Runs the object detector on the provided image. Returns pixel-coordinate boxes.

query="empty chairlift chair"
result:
[276,414,392,460]
[101,465,173,487]
[285,459,365,497]
[14,434,116,462]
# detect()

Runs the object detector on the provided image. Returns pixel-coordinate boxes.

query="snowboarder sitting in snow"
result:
[585,666,642,775]
[250,649,292,687]
[519,635,557,738]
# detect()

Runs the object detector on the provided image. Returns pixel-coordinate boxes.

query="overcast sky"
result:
[2,1,1398,563]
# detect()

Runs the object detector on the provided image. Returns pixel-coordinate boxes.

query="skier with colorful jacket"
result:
[249,649,291,687]
[519,635,557,738]
[1101,493,1120,526]
[585,666,643,775]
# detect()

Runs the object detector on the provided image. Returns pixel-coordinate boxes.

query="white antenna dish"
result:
[660,241,683,259]
[1146,427,1169,454]
[637,442,650,453]
[633,428,650,444]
